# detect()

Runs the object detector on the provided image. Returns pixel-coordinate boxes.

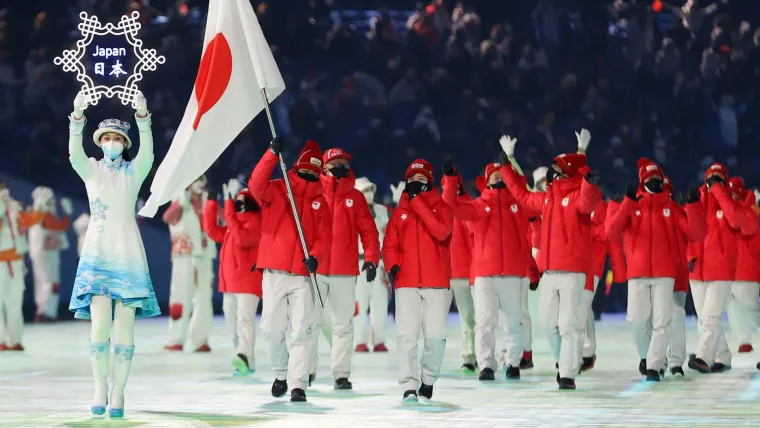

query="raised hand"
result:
[685,185,700,204]
[584,170,600,186]
[60,197,74,216]
[391,181,405,204]
[222,183,230,200]
[443,158,457,177]
[270,136,284,155]
[134,91,148,117]
[227,178,241,198]
[575,128,591,153]
[499,135,517,157]
[625,184,642,201]
[73,93,87,118]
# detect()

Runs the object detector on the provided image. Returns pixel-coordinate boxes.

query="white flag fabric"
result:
[139,0,285,217]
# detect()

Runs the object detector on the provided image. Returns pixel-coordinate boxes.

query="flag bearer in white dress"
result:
[353,177,391,355]
[0,182,27,351]
[67,93,160,418]
[162,175,216,352]
[27,186,72,322]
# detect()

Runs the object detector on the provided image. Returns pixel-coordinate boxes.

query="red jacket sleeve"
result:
[743,193,760,236]
[248,150,280,205]
[202,200,227,243]
[502,164,544,213]
[310,195,332,262]
[224,200,261,247]
[576,173,603,215]
[442,175,483,221]
[608,236,627,282]
[675,201,707,243]
[591,200,608,241]
[409,195,453,241]
[606,197,636,239]
[711,184,747,232]
[382,212,401,270]
[356,195,381,265]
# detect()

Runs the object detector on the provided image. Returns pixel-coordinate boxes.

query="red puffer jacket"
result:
[688,184,756,282]
[605,200,628,283]
[383,190,453,288]
[672,208,690,293]
[442,175,534,281]
[318,172,380,276]
[203,198,263,296]
[448,185,474,280]
[529,216,542,250]
[735,192,760,282]
[248,150,332,276]
[584,200,608,291]
[502,165,602,273]
[606,191,705,279]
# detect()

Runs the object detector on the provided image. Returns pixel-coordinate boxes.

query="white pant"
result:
[691,280,732,365]
[579,277,599,359]
[223,293,260,368]
[450,279,476,365]
[166,256,214,348]
[667,291,687,367]
[0,260,25,346]
[396,287,452,392]
[473,276,525,369]
[539,271,585,379]
[627,277,675,371]
[31,251,60,318]
[727,281,760,345]
[310,275,356,380]
[522,280,532,351]
[261,270,315,391]
[354,261,389,346]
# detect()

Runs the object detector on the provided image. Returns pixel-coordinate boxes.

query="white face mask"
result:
[101,141,124,160]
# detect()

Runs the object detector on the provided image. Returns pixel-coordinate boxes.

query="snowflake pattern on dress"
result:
[90,198,109,221]
[113,344,135,362]
[100,157,127,172]
[90,341,110,358]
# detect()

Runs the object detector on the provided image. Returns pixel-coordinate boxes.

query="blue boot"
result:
[89,341,110,415]
[109,344,134,418]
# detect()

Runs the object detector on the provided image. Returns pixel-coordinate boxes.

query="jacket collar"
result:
[398,188,440,210]
[320,170,356,200]
[548,174,582,197]
[287,170,323,199]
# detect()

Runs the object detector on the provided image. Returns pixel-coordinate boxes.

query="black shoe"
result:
[581,356,596,371]
[478,368,495,381]
[645,369,661,382]
[558,377,576,390]
[756,362,760,371]
[418,383,433,400]
[556,372,561,384]
[402,390,418,402]
[519,357,534,369]
[689,353,696,361]
[461,363,477,373]
[505,366,520,380]
[688,357,711,373]
[290,388,307,402]
[271,379,288,397]
[670,366,685,376]
[555,362,559,369]
[638,359,647,376]
[711,363,731,373]
[308,373,315,387]
[334,378,353,390]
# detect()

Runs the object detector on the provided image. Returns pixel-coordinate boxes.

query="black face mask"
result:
[489,181,507,189]
[546,168,560,184]
[297,171,319,182]
[644,179,663,194]
[329,165,349,179]
[235,198,260,213]
[405,180,428,194]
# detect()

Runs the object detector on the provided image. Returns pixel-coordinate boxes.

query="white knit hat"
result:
[354,177,376,194]
[93,119,132,149]
[532,166,549,188]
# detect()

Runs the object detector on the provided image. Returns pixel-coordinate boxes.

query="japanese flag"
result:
[139,0,285,217]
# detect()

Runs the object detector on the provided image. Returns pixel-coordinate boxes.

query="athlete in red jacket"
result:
[688,163,756,373]
[248,138,332,402]
[203,184,262,376]
[442,159,534,381]
[440,172,476,373]
[502,137,602,390]
[383,159,453,402]
[724,178,760,355]
[309,148,380,390]
[606,159,705,380]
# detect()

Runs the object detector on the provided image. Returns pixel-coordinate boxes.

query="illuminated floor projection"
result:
[1,314,759,427]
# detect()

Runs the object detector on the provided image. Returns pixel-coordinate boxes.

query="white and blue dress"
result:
[67,114,160,319]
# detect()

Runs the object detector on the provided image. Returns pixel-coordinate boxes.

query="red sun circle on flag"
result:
[193,33,233,130]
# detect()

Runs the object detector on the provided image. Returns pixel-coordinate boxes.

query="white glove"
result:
[227,178,241,198]
[177,189,189,206]
[499,135,518,157]
[575,128,591,153]
[134,91,148,116]
[391,181,405,204]
[60,197,74,216]
[754,189,760,204]
[222,183,229,200]
[73,93,87,118]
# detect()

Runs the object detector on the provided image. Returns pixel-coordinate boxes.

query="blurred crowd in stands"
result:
[1,0,759,215]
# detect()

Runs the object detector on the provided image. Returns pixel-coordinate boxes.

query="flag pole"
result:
[260,88,324,309]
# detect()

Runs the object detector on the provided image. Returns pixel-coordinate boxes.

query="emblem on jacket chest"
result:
[346,199,353,207]
[635,210,641,216]
[401,214,408,220]
[561,197,569,207]
[716,210,723,219]
[663,208,670,217]
[312,201,321,210]
[485,206,491,213]
[511,204,518,213]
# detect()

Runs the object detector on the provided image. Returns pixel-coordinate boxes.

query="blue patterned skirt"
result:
[69,254,161,320]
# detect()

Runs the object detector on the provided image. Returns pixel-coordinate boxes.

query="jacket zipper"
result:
[416,208,422,288]
[649,196,653,277]
[545,191,552,270]
[498,191,504,275]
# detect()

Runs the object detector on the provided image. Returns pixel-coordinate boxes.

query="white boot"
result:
[90,341,110,415]
[109,344,134,418]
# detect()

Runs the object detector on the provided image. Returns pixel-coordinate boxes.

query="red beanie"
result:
[405,159,434,183]
[729,177,745,197]
[322,148,352,166]
[704,163,728,183]
[475,176,487,193]
[484,162,502,181]
[663,176,673,194]
[553,153,587,177]
[294,140,323,174]
[637,158,663,183]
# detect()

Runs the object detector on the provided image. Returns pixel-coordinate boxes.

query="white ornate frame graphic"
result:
[53,11,166,109]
